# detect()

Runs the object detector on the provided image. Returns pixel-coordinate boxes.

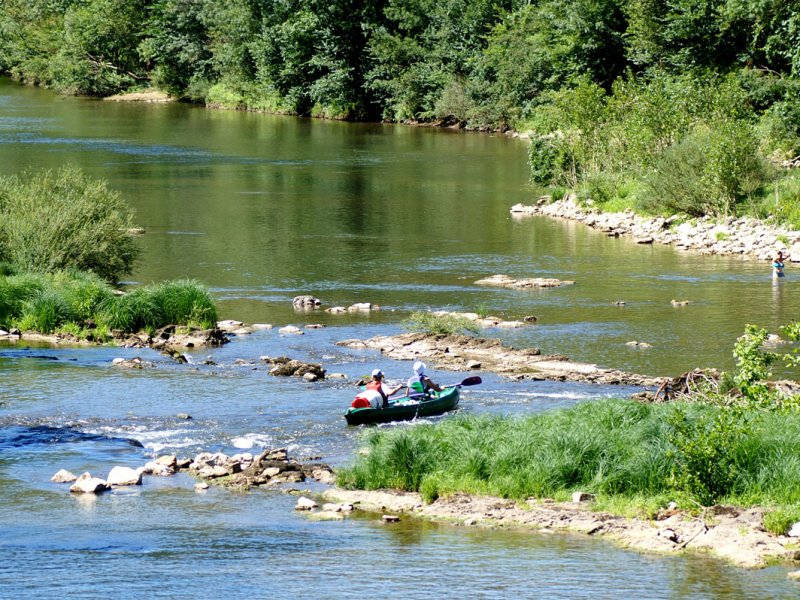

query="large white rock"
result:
[69,472,109,494]
[787,521,800,537]
[295,496,318,511]
[278,325,303,335]
[51,469,78,483]
[106,466,143,486]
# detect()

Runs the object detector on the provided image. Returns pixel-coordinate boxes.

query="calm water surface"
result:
[1,78,799,598]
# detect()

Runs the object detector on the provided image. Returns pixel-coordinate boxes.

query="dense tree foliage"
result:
[2,0,800,218]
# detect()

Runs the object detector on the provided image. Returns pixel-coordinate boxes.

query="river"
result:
[1,78,798,598]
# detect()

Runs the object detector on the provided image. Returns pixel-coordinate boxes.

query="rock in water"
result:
[106,466,143,486]
[51,469,78,483]
[69,472,109,494]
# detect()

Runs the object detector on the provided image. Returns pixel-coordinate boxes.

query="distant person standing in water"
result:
[773,250,789,279]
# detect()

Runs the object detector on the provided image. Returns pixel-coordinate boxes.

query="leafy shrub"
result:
[0,166,140,281]
[667,407,750,506]
[403,311,479,336]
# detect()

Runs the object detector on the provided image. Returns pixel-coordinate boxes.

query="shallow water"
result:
[1,78,800,597]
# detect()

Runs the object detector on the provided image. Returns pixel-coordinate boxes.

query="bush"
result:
[18,289,74,333]
[402,311,479,336]
[0,166,140,282]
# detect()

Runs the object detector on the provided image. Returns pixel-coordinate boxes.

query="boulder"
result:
[325,307,347,314]
[142,461,174,476]
[251,323,273,330]
[295,496,318,511]
[348,302,374,312]
[194,482,209,490]
[787,521,800,537]
[267,359,325,379]
[69,472,109,494]
[106,466,143,486]
[311,468,336,485]
[466,360,482,370]
[217,320,244,332]
[51,469,78,483]
[155,454,177,469]
[278,325,303,335]
[197,465,229,479]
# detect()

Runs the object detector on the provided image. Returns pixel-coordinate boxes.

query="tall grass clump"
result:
[403,311,479,336]
[16,289,74,333]
[0,166,140,281]
[338,398,800,510]
[98,280,216,332]
[147,280,217,329]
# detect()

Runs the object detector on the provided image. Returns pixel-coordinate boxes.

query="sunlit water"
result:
[1,78,799,597]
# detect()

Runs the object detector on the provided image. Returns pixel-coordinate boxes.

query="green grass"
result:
[0,271,217,336]
[337,398,800,511]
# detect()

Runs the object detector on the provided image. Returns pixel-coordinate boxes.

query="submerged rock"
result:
[293,295,322,309]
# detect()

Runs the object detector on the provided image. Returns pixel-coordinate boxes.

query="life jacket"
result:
[407,375,427,394]
[366,379,388,399]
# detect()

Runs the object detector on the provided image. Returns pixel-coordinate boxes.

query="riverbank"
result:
[511,197,800,261]
[337,332,667,387]
[321,488,799,569]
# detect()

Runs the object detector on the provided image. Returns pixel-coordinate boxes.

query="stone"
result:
[232,328,252,335]
[670,299,691,307]
[572,491,595,503]
[251,323,273,330]
[296,496,318,511]
[106,466,143,486]
[142,461,174,476]
[382,515,400,523]
[305,324,325,329]
[325,307,347,314]
[51,469,78,483]
[278,325,303,335]
[787,521,800,537]
[197,465,229,479]
[292,295,322,309]
[111,357,155,369]
[307,511,345,521]
[155,454,177,468]
[217,320,244,331]
[626,341,652,348]
[311,468,336,485]
[466,360,482,370]
[348,302,373,311]
[326,373,348,379]
[176,413,192,420]
[69,472,109,494]
[263,467,282,478]
[194,482,209,490]
[303,372,318,382]
[0,329,8,336]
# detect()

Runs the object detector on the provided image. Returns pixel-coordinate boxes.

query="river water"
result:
[1,78,798,598]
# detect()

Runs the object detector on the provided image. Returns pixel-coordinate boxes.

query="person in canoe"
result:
[406,361,442,397]
[353,369,405,409]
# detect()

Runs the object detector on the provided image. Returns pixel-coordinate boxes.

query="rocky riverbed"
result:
[321,488,800,570]
[337,332,667,387]
[511,197,800,261]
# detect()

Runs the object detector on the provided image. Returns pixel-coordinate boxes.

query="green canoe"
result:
[344,386,460,426]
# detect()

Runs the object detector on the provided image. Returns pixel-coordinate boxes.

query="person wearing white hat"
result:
[356,368,404,409]
[406,361,442,397]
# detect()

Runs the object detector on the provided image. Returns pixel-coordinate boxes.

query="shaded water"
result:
[1,78,799,597]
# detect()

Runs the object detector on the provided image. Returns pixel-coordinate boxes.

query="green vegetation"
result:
[0,271,216,336]
[403,311,479,336]
[0,166,139,282]
[338,323,800,527]
[3,1,799,222]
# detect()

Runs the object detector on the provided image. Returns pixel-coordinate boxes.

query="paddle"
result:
[402,376,483,402]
